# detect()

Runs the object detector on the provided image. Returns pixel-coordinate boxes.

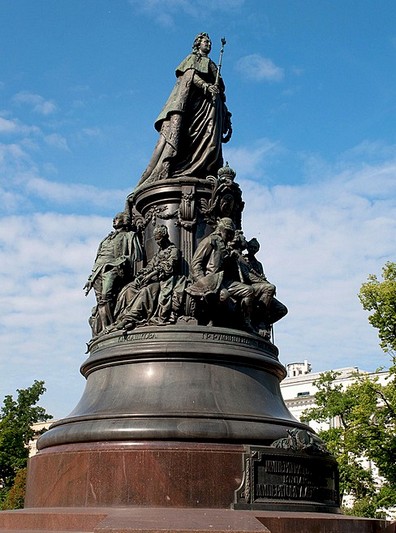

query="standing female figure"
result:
[138,33,232,186]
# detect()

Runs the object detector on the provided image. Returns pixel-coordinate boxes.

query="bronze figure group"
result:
[85,33,287,341]
[85,211,286,340]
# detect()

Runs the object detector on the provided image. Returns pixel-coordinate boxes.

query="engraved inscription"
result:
[202,332,267,350]
[118,332,157,343]
[253,456,338,504]
[234,447,339,510]
[256,483,311,499]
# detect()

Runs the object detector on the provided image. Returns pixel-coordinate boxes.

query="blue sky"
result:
[1,0,395,418]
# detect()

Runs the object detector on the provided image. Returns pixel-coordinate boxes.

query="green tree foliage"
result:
[302,369,396,516]
[1,467,27,510]
[359,261,396,353]
[0,380,52,508]
[302,262,396,517]
[301,371,377,504]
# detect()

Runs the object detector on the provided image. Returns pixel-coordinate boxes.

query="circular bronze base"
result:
[38,326,308,450]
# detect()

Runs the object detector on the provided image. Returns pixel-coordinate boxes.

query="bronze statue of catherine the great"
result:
[137,32,232,186]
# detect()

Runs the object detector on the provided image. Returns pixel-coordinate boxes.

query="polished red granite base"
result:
[0,507,393,533]
[25,441,245,508]
[16,441,394,532]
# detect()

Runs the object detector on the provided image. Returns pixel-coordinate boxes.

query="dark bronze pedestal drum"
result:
[38,326,305,447]
[26,326,340,513]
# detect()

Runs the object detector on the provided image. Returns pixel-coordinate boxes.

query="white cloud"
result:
[13,91,57,115]
[235,54,284,82]
[129,0,244,27]
[0,116,19,133]
[0,187,26,211]
[36,100,57,115]
[44,133,70,151]
[129,0,198,27]
[0,142,28,163]
[291,67,304,76]
[238,152,396,372]
[24,177,129,208]
[0,213,109,416]
[224,138,283,176]
[0,116,41,136]
[80,127,101,138]
[0,132,126,212]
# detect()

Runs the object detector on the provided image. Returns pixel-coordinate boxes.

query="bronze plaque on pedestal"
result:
[234,445,340,513]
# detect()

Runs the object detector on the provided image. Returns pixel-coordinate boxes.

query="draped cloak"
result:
[138,53,230,186]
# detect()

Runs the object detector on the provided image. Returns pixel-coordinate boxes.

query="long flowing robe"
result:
[115,242,187,326]
[89,229,143,302]
[138,52,230,186]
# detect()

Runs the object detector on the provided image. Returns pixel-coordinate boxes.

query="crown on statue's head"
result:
[217,162,236,181]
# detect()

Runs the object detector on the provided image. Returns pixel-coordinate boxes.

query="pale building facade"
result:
[280,360,393,517]
[280,360,389,433]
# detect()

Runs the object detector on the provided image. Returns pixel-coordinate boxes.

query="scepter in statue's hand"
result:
[215,37,226,87]
[213,37,232,142]
[211,37,226,101]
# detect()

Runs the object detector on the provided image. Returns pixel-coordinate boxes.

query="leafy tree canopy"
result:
[302,368,396,517]
[0,380,52,508]
[359,261,396,353]
[302,262,396,517]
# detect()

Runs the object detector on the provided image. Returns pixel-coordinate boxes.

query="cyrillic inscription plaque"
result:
[234,446,340,512]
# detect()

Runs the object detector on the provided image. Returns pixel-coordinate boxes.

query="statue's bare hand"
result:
[83,281,92,296]
[208,84,220,96]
